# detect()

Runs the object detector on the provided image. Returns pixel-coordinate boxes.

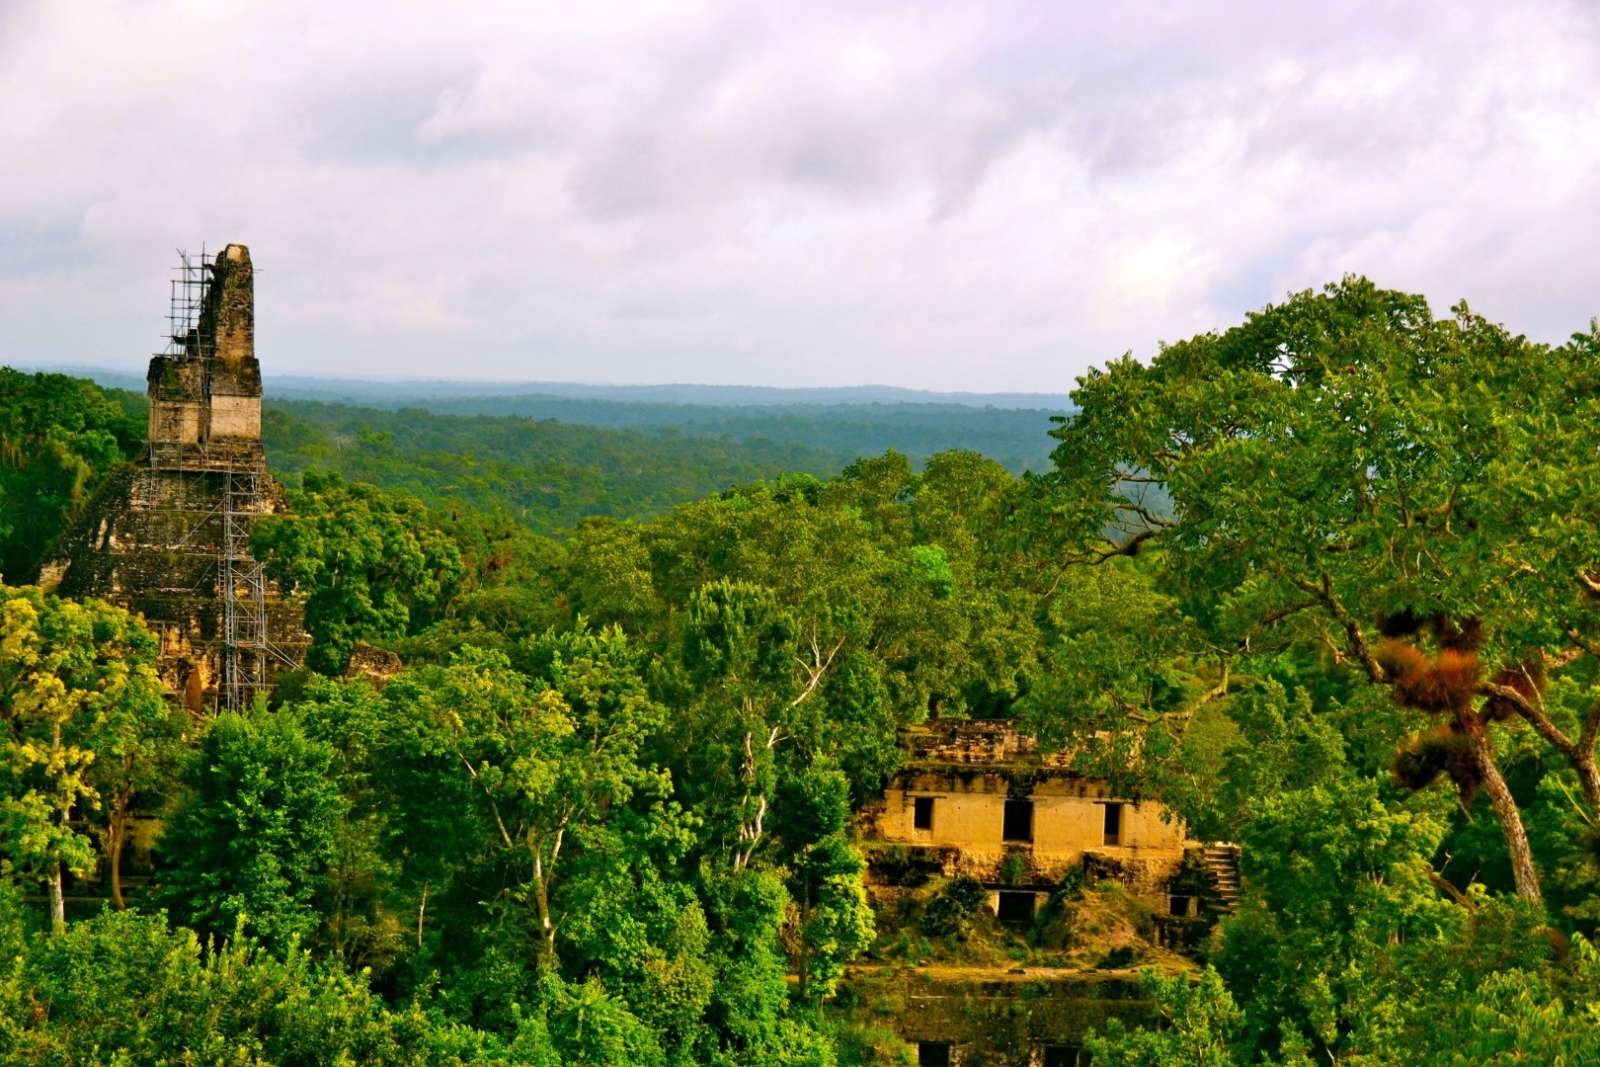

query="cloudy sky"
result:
[2,1,1597,392]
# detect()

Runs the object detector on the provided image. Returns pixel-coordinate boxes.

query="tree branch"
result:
[1292,573,1384,683]
[788,633,845,710]
[1478,681,1579,761]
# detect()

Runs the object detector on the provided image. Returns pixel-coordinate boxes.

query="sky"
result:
[2,1,1597,393]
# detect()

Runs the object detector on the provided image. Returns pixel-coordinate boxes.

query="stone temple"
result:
[42,244,305,713]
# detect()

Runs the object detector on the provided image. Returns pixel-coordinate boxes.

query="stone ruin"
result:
[41,244,306,713]
[850,720,1244,1064]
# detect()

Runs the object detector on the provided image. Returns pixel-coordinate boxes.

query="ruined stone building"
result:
[851,720,1241,1066]
[42,244,305,713]
[860,721,1219,919]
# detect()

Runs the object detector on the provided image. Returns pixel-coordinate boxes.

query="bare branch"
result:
[459,753,516,853]
[787,634,845,710]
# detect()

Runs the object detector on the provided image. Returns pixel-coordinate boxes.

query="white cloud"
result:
[1,0,1596,391]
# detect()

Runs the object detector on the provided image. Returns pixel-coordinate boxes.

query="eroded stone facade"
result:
[859,720,1195,913]
[851,720,1239,1063]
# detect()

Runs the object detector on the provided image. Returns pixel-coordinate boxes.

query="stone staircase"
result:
[1201,843,1242,912]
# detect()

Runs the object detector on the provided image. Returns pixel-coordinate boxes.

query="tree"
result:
[1087,967,1244,1067]
[775,765,874,1002]
[381,633,666,966]
[286,675,406,970]
[0,905,529,1064]
[251,470,463,674]
[1211,774,1457,1056]
[677,579,810,869]
[1048,280,1600,900]
[156,710,342,951]
[0,584,165,926]
[77,648,183,912]
[0,369,141,583]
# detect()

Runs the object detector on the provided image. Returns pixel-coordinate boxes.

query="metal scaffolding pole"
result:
[221,464,270,713]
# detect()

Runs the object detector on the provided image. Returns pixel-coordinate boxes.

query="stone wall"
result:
[146,356,207,445]
[147,243,262,449]
[839,968,1155,1067]
[199,243,255,367]
[859,722,1192,907]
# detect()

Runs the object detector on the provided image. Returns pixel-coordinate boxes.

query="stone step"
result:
[1198,844,1243,913]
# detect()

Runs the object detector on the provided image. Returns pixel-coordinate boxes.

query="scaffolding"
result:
[167,246,213,358]
[221,465,270,712]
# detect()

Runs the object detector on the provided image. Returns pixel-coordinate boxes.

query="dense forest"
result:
[52,367,1068,475]
[260,400,859,537]
[399,396,1064,474]
[3,278,1600,1063]
[1,375,1062,545]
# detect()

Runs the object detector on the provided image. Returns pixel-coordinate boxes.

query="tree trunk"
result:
[50,783,69,928]
[1472,732,1542,902]
[49,859,65,928]
[108,807,126,910]
[533,852,556,964]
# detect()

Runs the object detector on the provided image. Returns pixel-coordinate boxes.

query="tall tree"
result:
[0,370,141,583]
[774,764,874,1002]
[381,632,666,965]
[1047,279,1600,900]
[0,584,164,925]
[156,710,342,951]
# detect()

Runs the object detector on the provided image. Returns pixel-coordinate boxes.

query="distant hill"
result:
[262,399,857,536]
[28,365,1065,410]
[30,366,1071,473]
[3,361,1071,538]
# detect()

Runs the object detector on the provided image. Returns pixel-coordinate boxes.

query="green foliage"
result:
[777,766,875,1001]
[289,676,407,970]
[1047,279,1600,899]
[921,877,989,939]
[1212,774,1456,1054]
[0,905,524,1064]
[261,399,857,537]
[9,286,1600,1063]
[0,583,168,923]
[1398,934,1600,1065]
[0,369,141,583]
[378,637,668,974]
[997,849,1029,886]
[1087,967,1244,1066]
[157,710,343,951]
[252,470,464,673]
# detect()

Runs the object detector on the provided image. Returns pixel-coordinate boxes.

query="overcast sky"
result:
[2,1,1597,392]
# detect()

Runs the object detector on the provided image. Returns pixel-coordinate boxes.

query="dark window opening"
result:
[914,796,935,830]
[1169,894,1192,917]
[918,1040,952,1067]
[1102,802,1123,846]
[1003,798,1034,843]
[1044,1045,1087,1067]
[996,890,1036,924]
